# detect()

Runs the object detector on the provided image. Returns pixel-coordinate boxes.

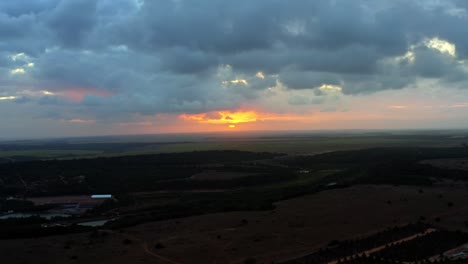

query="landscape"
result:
[1,131,468,263]
[3,0,468,263]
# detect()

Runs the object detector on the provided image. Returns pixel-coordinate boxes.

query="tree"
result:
[243,257,256,264]
[154,242,165,249]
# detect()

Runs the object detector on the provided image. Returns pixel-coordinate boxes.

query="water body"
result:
[0,213,71,220]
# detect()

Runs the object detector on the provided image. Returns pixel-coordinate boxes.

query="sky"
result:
[2,0,468,138]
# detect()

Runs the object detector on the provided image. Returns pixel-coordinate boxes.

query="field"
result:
[3,185,468,264]
[1,131,468,263]
[190,171,258,181]
[1,131,467,161]
[130,135,466,155]
[421,158,468,171]
[0,149,103,160]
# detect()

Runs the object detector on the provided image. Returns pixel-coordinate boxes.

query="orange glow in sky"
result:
[179,110,305,125]
[58,88,112,102]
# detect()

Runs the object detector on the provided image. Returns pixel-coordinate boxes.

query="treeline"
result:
[0,199,53,212]
[0,150,283,196]
[285,147,468,168]
[100,180,339,232]
[373,230,468,262]
[337,254,468,263]
[282,147,468,186]
[337,230,468,263]
[280,224,468,264]
[0,142,155,152]
[279,223,431,264]
[0,223,91,240]
[150,171,296,190]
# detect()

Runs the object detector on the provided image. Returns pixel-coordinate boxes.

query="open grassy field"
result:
[0,149,103,159]
[121,136,467,156]
[3,185,468,264]
[1,133,468,263]
[421,158,468,171]
[1,131,467,161]
[190,171,258,181]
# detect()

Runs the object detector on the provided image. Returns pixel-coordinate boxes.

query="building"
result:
[91,194,113,199]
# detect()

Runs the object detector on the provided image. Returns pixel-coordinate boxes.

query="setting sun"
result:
[179,110,307,127]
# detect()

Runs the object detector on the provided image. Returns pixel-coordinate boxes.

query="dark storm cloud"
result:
[45,0,98,48]
[158,47,219,74]
[2,0,468,119]
[0,0,59,16]
[279,71,341,90]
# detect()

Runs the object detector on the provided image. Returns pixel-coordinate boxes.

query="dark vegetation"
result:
[103,147,468,229]
[279,222,431,264]
[335,255,468,263]
[0,213,76,239]
[0,142,155,152]
[373,230,468,262]
[150,171,296,190]
[1,147,468,240]
[0,223,92,239]
[0,199,53,212]
[0,150,283,196]
[0,142,189,162]
[279,224,468,264]
[283,147,468,186]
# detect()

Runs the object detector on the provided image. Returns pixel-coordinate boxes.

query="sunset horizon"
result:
[2,1,468,139]
[4,2,468,263]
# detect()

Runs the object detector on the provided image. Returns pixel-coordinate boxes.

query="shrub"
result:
[155,242,165,249]
[244,257,257,264]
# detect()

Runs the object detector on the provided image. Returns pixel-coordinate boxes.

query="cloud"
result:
[1,0,468,135]
[67,118,96,124]
[10,68,25,74]
[450,102,468,108]
[0,96,16,101]
[389,105,408,109]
